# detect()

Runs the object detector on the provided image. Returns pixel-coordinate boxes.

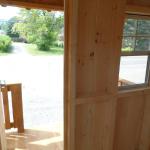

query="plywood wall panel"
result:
[76,0,126,97]
[114,95,145,150]
[72,0,126,149]
[139,94,150,150]
[76,98,117,150]
[65,0,150,149]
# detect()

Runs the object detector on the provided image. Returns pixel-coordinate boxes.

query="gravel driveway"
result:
[0,42,64,130]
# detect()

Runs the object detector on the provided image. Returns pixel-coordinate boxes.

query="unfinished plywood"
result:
[64,0,78,148]
[65,0,126,149]
[114,93,145,150]
[138,93,150,150]
[76,98,117,150]
[65,0,150,149]
[76,0,126,97]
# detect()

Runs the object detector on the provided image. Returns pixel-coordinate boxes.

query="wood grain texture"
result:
[76,98,117,150]
[73,0,126,149]
[76,0,126,97]
[64,0,78,149]
[0,0,150,150]
[114,94,145,150]
[138,94,150,150]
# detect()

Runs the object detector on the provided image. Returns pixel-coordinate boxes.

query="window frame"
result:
[119,14,150,90]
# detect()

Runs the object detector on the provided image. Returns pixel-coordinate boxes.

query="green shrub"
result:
[0,35,12,53]
[35,32,57,51]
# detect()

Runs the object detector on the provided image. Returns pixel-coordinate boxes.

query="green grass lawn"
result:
[0,51,11,55]
[25,44,64,56]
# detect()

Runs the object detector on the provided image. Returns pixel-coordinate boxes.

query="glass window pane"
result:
[123,19,136,36]
[137,20,150,35]
[122,37,135,52]
[135,38,150,51]
[119,56,148,87]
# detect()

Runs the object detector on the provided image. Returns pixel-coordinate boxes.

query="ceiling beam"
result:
[0,0,64,11]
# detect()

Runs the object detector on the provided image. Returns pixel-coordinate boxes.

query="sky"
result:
[0,6,20,20]
[0,6,63,20]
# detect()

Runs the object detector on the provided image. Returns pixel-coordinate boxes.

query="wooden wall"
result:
[75,0,126,149]
[114,89,150,150]
[65,0,150,150]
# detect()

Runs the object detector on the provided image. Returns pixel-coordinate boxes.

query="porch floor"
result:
[6,127,63,150]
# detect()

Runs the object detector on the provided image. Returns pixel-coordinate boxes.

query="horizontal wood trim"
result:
[118,90,143,98]
[76,87,150,105]
[126,4,150,16]
[76,94,117,105]
[118,87,150,98]
[126,13,150,20]
[0,0,64,11]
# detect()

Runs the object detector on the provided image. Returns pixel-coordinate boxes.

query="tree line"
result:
[0,9,64,51]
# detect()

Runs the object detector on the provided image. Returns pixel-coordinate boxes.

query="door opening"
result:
[0,5,64,150]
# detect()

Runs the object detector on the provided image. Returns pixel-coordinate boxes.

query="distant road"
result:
[0,53,64,129]
[12,42,29,55]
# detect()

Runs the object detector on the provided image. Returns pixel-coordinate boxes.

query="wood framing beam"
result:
[0,0,64,11]
[64,0,77,149]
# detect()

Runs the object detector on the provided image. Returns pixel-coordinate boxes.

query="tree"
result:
[122,19,150,51]
[1,17,19,38]
[13,9,64,51]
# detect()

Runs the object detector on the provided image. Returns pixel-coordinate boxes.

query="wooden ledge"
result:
[76,87,150,105]
[118,87,150,98]
[76,94,117,105]
[126,4,150,16]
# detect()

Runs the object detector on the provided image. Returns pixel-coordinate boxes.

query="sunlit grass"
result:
[25,44,64,56]
[122,47,133,52]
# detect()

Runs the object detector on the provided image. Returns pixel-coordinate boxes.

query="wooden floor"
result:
[6,128,63,150]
